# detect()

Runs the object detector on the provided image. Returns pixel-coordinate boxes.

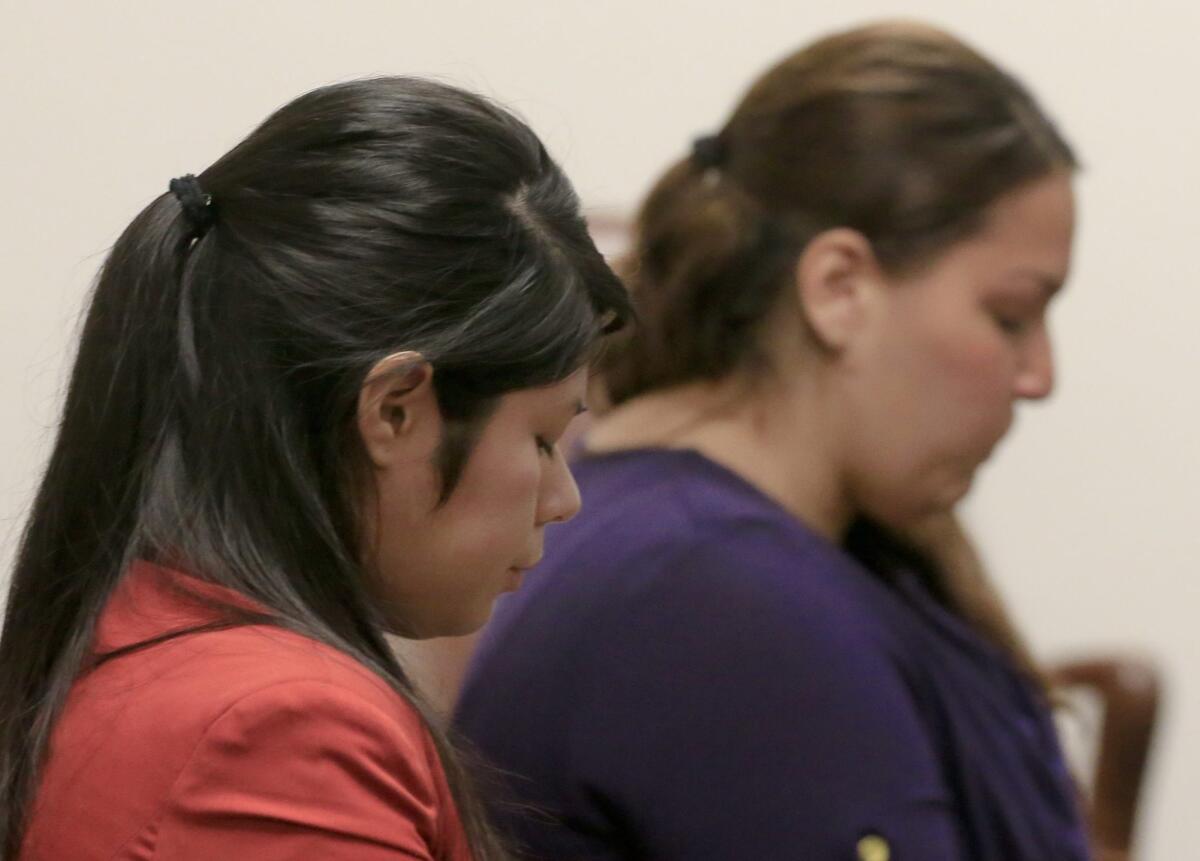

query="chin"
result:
[430,611,493,640]
[917,489,971,522]
[876,487,968,532]
[938,482,973,511]
[383,606,492,641]
[920,465,978,514]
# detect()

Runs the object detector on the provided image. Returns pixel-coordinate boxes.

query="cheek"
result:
[447,445,542,551]
[906,326,1018,497]
[370,460,439,568]
[855,322,1016,518]
[868,314,1011,431]
[487,443,543,510]
[377,449,543,636]
[929,328,1015,425]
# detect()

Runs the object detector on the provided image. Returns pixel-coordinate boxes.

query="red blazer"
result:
[20,561,472,860]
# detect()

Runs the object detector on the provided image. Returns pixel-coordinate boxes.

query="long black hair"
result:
[0,76,630,858]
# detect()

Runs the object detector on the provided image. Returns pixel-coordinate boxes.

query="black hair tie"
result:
[169,174,215,239]
[691,133,727,170]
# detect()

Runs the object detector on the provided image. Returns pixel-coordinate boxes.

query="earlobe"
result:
[356,352,438,468]
[793,228,881,352]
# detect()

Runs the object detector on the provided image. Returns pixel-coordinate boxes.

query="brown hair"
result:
[603,21,1077,688]
[606,20,1075,403]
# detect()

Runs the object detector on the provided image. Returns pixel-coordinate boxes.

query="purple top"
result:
[456,448,1091,860]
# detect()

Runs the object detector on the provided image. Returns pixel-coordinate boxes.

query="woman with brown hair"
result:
[456,22,1089,861]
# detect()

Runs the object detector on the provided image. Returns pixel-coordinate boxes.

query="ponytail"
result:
[601,154,804,406]
[0,190,199,855]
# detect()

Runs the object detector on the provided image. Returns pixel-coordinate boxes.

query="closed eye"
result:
[535,435,555,457]
[994,314,1028,335]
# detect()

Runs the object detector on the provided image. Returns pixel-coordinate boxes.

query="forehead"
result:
[495,367,589,419]
[958,172,1076,279]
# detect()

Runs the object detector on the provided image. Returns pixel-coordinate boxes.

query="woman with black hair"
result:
[0,76,629,860]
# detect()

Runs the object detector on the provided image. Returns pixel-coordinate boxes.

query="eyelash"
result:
[992,312,1031,336]
[995,317,1024,334]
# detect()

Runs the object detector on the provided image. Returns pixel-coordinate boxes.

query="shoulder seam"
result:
[113,677,425,858]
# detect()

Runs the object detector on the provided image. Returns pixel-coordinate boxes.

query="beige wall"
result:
[3,2,1197,857]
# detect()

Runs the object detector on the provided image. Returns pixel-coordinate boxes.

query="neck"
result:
[586,372,853,541]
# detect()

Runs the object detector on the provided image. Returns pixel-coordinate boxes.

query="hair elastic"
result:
[169,174,215,239]
[690,133,727,170]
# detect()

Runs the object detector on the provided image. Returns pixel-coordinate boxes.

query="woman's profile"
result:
[457,21,1089,861]
[0,76,629,860]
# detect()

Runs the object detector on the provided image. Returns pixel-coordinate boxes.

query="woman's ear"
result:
[792,228,884,352]
[356,351,440,468]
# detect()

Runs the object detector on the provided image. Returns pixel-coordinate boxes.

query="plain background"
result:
[2,2,1196,858]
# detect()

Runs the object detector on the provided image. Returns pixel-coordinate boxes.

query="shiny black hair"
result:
[0,75,630,858]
